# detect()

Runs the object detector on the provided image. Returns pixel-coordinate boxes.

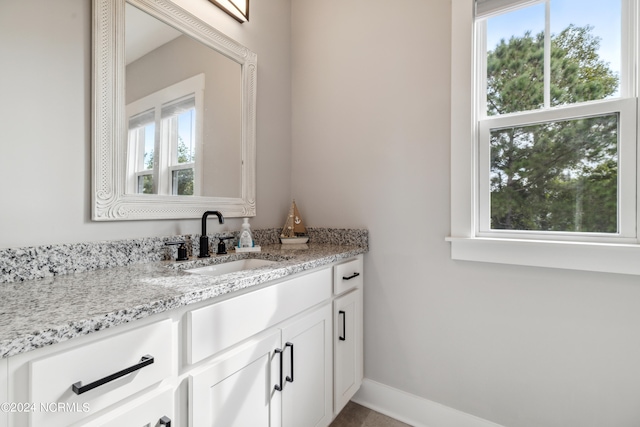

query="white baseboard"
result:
[351,378,505,427]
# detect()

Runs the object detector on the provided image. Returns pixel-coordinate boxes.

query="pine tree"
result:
[487,25,619,232]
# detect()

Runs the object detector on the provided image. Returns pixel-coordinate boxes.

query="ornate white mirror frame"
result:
[92,0,257,221]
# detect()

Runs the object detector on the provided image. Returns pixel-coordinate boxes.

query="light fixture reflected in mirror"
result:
[209,0,249,23]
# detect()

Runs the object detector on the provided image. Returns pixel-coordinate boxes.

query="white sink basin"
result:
[186,259,277,277]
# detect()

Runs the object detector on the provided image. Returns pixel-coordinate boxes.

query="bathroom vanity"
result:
[0,243,365,427]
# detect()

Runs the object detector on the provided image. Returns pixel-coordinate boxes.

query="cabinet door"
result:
[334,288,363,415]
[281,304,332,427]
[189,329,282,427]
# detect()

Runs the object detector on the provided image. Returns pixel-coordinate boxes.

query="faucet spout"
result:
[199,211,225,258]
[201,210,224,235]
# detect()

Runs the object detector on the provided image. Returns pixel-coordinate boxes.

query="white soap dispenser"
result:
[238,218,254,248]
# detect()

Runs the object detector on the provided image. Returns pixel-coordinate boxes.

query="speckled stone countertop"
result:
[0,241,367,358]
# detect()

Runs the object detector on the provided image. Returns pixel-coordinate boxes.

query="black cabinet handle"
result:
[71,355,154,395]
[159,415,172,426]
[339,310,346,341]
[285,342,294,383]
[342,272,360,281]
[274,348,284,391]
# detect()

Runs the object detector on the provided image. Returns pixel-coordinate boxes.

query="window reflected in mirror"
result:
[126,75,203,196]
[92,0,256,220]
[125,3,243,199]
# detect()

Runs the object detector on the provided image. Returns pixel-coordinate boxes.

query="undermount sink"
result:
[186,259,277,277]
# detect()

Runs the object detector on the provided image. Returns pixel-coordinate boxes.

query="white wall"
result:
[0,0,292,249]
[291,1,640,426]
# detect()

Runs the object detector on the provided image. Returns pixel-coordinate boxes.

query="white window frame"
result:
[163,110,196,196]
[125,74,205,196]
[126,120,155,194]
[449,0,640,275]
[159,96,198,196]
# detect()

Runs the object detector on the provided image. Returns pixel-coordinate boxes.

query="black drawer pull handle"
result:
[285,342,294,383]
[275,348,284,391]
[339,310,346,341]
[160,415,172,427]
[71,355,154,395]
[342,272,360,281]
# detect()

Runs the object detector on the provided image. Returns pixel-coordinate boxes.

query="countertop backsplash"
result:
[0,229,368,357]
[0,227,368,285]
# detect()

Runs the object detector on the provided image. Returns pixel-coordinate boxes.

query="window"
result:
[449,0,640,274]
[161,96,197,196]
[126,74,204,196]
[127,110,156,194]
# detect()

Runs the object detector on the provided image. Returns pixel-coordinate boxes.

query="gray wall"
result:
[0,0,292,248]
[291,1,640,426]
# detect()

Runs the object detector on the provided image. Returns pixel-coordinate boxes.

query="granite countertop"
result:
[0,243,366,358]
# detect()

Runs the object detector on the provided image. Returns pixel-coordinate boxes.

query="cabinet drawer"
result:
[29,319,173,427]
[334,256,363,295]
[82,386,174,427]
[188,268,332,364]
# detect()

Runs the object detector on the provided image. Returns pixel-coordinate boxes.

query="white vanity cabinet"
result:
[333,257,364,415]
[3,253,364,427]
[188,267,334,427]
[189,304,332,427]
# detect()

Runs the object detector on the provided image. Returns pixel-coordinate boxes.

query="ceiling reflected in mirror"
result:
[125,4,180,65]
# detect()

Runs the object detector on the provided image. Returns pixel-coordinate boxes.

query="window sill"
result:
[446,237,640,276]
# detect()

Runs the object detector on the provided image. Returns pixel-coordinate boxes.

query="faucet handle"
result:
[165,241,188,261]
[216,236,235,255]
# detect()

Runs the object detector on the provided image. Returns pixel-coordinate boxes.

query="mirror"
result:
[92,0,257,220]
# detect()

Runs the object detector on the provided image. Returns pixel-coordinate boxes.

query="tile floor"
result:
[329,402,412,427]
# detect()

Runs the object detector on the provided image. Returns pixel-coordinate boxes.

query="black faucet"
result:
[199,211,224,258]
